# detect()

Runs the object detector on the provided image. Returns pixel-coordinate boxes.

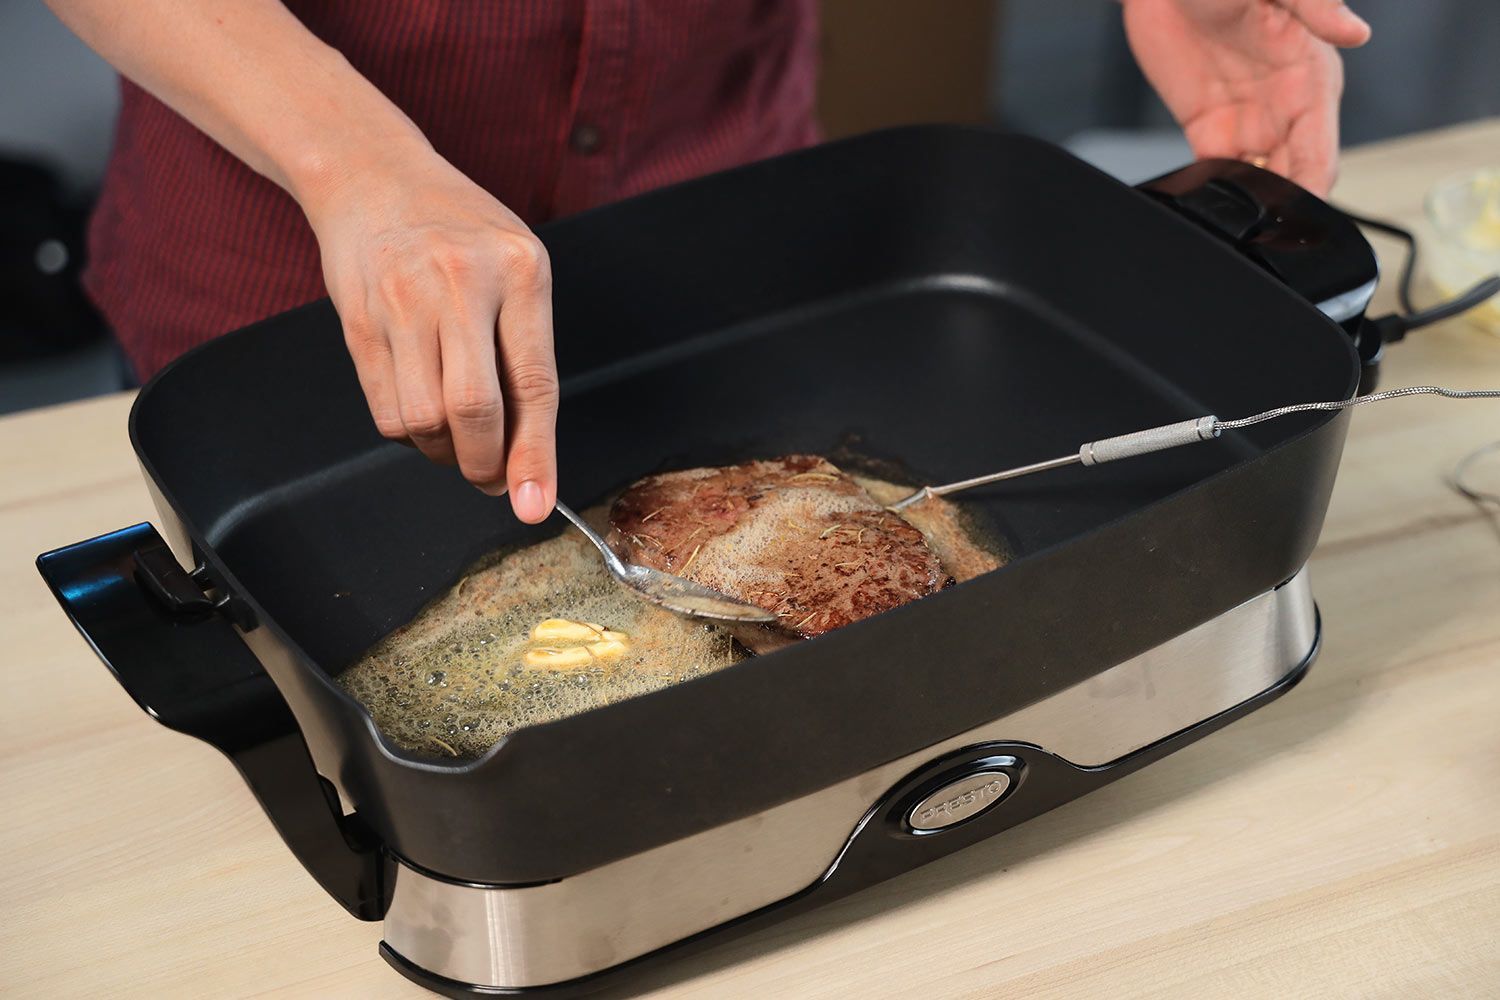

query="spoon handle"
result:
[553,500,627,574]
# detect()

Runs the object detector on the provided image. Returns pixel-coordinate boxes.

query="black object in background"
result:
[0,156,105,363]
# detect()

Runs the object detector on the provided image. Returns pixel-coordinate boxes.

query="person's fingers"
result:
[495,236,558,524]
[1275,0,1371,48]
[1264,145,1295,180]
[438,300,508,495]
[1184,109,1333,194]
[389,314,458,466]
[1183,106,1278,169]
[1284,111,1339,195]
[1281,46,1344,195]
[1181,112,1240,164]
[340,306,409,444]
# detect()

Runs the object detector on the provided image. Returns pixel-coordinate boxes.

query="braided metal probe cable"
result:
[891,385,1500,511]
[1215,385,1500,432]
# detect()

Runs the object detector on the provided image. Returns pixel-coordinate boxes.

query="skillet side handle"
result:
[36,522,390,921]
[1138,158,1382,394]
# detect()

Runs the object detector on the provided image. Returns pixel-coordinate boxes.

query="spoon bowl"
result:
[552,501,777,624]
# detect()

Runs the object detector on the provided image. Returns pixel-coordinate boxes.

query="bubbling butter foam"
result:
[338,478,1004,759]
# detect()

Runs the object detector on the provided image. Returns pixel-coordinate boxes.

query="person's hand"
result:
[45,0,558,524]
[1122,0,1371,194]
[302,141,558,523]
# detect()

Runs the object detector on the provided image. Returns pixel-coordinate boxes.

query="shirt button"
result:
[570,124,603,155]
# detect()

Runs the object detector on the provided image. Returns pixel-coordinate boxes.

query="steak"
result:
[608,455,949,641]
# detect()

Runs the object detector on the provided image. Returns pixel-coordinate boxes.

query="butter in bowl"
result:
[1426,166,1500,334]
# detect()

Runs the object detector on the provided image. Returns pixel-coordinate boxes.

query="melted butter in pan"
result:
[338,479,1005,759]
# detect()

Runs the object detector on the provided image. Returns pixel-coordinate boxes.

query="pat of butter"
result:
[586,638,628,659]
[523,646,593,669]
[531,618,607,642]
[522,618,630,670]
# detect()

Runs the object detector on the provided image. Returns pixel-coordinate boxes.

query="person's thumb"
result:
[1277,0,1372,48]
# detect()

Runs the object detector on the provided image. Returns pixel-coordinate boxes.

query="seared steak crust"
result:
[609,456,948,639]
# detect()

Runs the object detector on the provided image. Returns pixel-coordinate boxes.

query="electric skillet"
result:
[37,127,1378,996]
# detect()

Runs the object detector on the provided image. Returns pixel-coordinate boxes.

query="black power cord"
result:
[1340,208,1420,314]
[1338,206,1500,527]
[1399,275,1500,331]
[1338,206,1500,344]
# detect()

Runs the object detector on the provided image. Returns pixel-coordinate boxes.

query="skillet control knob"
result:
[905,763,1016,833]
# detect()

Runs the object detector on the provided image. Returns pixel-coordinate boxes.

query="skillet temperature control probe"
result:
[889,385,1500,512]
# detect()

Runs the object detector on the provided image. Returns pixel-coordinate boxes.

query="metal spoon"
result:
[552,500,777,623]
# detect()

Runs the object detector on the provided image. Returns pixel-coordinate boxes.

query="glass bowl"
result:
[1424,166,1500,334]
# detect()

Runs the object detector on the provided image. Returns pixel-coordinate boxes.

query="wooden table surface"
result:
[4,121,1498,999]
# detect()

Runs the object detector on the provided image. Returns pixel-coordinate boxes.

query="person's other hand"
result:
[303,143,558,523]
[1122,0,1371,195]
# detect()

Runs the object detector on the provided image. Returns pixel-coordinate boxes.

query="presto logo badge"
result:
[907,770,1013,832]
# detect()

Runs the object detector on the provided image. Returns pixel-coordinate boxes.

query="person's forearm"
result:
[44,0,428,211]
[50,0,564,523]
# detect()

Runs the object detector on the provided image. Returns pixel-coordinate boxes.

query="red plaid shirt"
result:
[86,0,819,379]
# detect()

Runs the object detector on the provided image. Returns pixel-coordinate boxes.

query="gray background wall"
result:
[996,0,1500,180]
[0,3,118,193]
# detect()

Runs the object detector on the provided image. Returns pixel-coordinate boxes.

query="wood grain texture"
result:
[3,121,1498,999]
